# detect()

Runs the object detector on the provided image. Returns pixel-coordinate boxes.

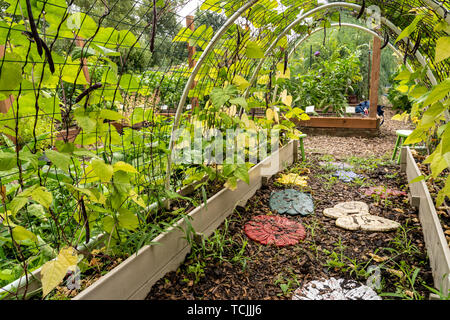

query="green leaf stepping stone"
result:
[269,189,314,216]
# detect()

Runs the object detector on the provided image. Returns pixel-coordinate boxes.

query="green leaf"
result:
[102,216,116,234]
[394,69,412,81]
[403,127,428,145]
[0,152,17,171]
[99,109,124,121]
[420,102,445,125]
[113,161,138,173]
[66,12,98,39]
[91,159,113,183]
[229,97,248,109]
[74,109,97,133]
[119,74,140,92]
[210,87,230,108]
[112,170,131,194]
[395,14,425,43]
[436,176,450,206]
[118,208,139,230]
[12,226,37,243]
[442,125,450,155]
[234,164,249,184]
[172,27,193,43]
[245,41,264,59]
[435,36,450,63]
[46,150,71,173]
[408,175,424,184]
[31,187,53,209]
[9,197,28,216]
[423,79,450,107]
[409,85,428,99]
[0,52,23,95]
[28,204,47,220]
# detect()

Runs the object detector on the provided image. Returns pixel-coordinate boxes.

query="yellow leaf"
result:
[257,75,269,85]
[232,75,250,91]
[113,161,138,173]
[41,247,78,297]
[280,89,292,107]
[368,252,388,262]
[266,108,274,121]
[276,63,290,79]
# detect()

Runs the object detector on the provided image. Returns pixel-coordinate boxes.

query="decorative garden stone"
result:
[244,215,306,246]
[323,201,368,219]
[335,214,400,232]
[269,189,314,216]
[276,173,308,187]
[319,161,354,170]
[333,170,363,182]
[364,186,407,198]
[322,207,348,219]
[334,201,369,214]
[292,277,381,300]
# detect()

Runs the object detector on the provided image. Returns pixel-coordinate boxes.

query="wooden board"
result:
[402,147,450,295]
[293,116,380,129]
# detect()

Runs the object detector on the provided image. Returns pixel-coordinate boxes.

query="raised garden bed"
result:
[1,140,297,300]
[73,140,297,300]
[400,146,450,296]
[292,117,381,138]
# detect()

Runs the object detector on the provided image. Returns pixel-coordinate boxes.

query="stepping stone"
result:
[323,207,348,219]
[335,214,400,232]
[269,189,314,216]
[244,215,306,247]
[292,277,381,300]
[364,186,407,198]
[319,161,354,170]
[334,201,369,214]
[333,170,363,182]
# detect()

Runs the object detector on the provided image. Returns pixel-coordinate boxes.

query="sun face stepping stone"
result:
[335,214,400,232]
[323,201,369,219]
[364,186,407,199]
[333,170,363,182]
[269,189,314,216]
[244,215,306,246]
[292,277,381,300]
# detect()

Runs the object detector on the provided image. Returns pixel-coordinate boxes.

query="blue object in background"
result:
[355,100,385,125]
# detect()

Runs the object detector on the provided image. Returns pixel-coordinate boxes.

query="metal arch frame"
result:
[287,23,411,70]
[268,22,413,105]
[243,2,438,102]
[166,1,446,189]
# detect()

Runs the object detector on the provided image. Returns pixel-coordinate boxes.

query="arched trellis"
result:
[242,2,437,101]
[268,22,414,105]
[165,0,449,189]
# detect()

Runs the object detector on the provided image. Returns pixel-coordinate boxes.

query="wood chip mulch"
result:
[146,152,433,300]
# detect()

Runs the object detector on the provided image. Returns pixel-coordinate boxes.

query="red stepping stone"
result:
[244,215,306,247]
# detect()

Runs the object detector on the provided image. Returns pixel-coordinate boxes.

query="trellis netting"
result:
[0,0,448,299]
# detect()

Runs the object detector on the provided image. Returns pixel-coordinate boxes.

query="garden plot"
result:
[146,154,434,300]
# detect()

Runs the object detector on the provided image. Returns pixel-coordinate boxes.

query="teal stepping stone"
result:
[269,189,314,216]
